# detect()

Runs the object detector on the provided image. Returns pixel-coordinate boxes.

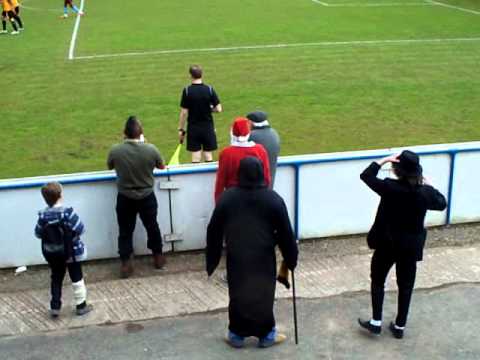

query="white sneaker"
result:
[19,27,24,31]
[0,30,7,34]
[62,14,68,18]
[11,30,19,35]
[78,11,84,16]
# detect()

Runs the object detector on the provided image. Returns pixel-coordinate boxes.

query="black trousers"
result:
[116,192,163,261]
[49,261,83,310]
[370,249,417,327]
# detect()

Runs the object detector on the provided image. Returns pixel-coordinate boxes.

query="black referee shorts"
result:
[186,123,217,152]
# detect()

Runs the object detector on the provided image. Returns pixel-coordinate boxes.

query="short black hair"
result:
[189,65,203,79]
[124,115,143,139]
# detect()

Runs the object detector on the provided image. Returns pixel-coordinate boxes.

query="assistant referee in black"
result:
[178,65,223,163]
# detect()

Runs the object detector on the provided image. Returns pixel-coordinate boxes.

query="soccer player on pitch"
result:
[1,0,23,35]
[62,0,84,18]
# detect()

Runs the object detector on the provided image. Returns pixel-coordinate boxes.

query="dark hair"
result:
[392,163,423,186]
[189,65,203,79]
[41,182,63,207]
[124,115,143,139]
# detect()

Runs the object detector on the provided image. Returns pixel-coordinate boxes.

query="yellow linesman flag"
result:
[168,144,182,166]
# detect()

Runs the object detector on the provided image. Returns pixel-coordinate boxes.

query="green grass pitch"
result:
[1,0,480,179]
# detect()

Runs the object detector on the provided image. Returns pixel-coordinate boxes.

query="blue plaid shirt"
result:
[35,205,85,239]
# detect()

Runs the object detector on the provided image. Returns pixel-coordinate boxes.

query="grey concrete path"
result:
[1,245,479,338]
[1,283,479,360]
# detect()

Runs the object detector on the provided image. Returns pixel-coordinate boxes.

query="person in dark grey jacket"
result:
[358,150,447,339]
[246,111,280,186]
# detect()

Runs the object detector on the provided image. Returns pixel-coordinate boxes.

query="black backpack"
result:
[41,222,74,263]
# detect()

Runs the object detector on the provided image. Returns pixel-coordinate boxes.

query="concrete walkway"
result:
[1,245,479,338]
[1,284,479,360]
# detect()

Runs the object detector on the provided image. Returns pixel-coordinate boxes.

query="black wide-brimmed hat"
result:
[394,150,423,177]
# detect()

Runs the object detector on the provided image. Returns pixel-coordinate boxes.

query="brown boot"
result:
[153,253,166,269]
[120,258,133,279]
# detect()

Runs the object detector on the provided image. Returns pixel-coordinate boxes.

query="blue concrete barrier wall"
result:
[0,141,479,268]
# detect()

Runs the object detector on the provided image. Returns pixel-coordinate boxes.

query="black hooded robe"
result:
[206,157,298,339]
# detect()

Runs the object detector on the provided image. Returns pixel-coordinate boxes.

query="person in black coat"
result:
[358,150,447,339]
[206,157,298,348]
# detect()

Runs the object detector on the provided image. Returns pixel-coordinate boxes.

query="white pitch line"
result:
[19,0,59,12]
[428,0,480,15]
[67,0,85,60]
[74,37,480,61]
[313,2,434,7]
[21,5,58,13]
[312,0,330,5]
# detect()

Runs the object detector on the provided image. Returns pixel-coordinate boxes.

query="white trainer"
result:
[11,30,19,35]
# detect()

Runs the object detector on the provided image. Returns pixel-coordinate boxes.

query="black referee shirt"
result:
[180,83,220,124]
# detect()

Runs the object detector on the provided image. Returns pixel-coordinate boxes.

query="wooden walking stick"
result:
[292,269,299,345]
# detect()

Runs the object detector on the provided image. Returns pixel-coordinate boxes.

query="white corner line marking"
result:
[73,37,480,61]
[427,0,480,15]
[68,0,85,60]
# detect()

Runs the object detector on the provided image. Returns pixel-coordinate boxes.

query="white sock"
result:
[394,324,405,330]
[370,319,382,327]
[72,279,87,305]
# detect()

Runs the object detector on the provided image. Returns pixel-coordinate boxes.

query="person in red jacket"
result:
[214,117,271,203]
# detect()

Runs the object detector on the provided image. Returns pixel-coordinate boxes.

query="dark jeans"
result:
[116,192,163,261]
[49,261,83,310]
[370,249,417,327]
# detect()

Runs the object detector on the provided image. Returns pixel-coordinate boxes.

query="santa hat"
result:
[231,117,251,143]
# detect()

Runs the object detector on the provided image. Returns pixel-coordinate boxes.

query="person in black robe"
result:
[206,156,298,348]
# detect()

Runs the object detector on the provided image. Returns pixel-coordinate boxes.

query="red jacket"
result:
[214,143,271,203]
